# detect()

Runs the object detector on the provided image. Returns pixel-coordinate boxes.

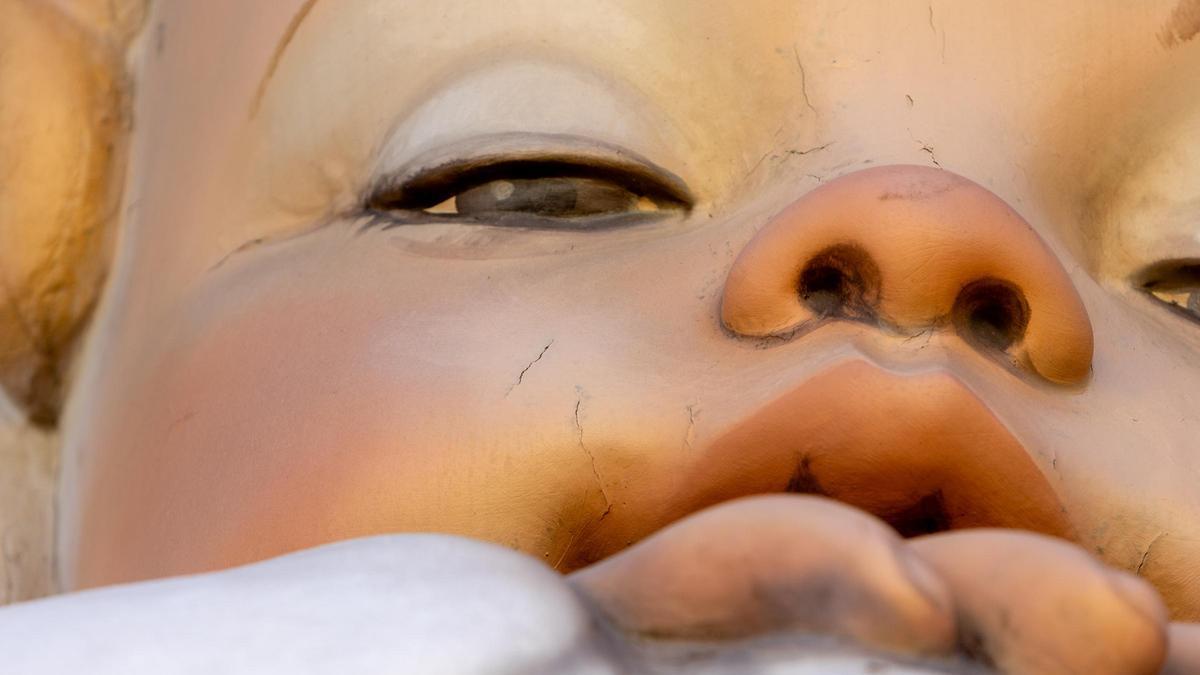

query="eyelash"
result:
[1136,259,1200,325]
[361,157,692,230]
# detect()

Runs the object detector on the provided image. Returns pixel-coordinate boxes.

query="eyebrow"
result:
[251,0,321,117]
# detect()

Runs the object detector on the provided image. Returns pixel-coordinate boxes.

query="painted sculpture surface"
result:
[1,0,1200,673]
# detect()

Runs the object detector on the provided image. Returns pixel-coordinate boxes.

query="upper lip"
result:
[557,358,1073,571]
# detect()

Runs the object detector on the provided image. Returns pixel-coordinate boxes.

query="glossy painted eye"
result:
[1146,286,1200,319]
[1136,260,1200,324]
[365,157,691,229]
[440,176,660,218]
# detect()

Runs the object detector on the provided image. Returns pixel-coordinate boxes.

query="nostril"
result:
[799,265,847,316]
[798,244,881,320]
[952,279,1030,352]
[722,167,1092,383]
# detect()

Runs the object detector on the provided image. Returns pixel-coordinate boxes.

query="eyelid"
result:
[363,133,694,212]
[1134,258,1200,290]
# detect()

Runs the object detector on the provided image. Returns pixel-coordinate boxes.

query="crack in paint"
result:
[683,405,697,452]
[793,44,817,116]
[921,144,942,168]
[784,142,834,158]
[575,398,612,516]
[1136,532,1167,576]
[505,340,554,396]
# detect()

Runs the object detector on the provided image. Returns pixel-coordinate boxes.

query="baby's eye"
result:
[441,176,657,218]
[1136,260,1200,324]
[365,156,692,229]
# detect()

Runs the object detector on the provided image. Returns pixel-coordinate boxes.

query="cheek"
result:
[69,216,729,588]
[72,277,602,587]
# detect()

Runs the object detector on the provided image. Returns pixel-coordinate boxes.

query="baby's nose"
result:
[721,165,1093,384]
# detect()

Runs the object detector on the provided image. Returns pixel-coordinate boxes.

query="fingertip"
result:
[1108,570,1170,629]
[1163,623,1200,675]
[910,529,1168,675]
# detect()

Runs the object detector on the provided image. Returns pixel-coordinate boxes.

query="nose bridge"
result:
[721,165,1093,385]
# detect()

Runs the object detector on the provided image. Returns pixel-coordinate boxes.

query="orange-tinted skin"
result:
[56,7,1200,659]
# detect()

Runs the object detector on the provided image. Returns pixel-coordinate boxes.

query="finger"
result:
[569,494,956,656]
[911,530,1168,675]
[1163,623,1200,675]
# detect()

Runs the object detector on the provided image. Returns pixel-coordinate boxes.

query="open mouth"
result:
[558,359,1074,571]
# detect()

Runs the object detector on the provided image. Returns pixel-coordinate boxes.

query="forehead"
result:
[168,0,1191,117]
[120,0,1196,304]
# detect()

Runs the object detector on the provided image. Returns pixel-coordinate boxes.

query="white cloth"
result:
[0,535,964,674]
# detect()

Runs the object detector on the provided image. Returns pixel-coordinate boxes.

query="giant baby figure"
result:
[1,0,1199,673]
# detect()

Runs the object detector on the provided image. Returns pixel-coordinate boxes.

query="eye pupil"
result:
[455,176,640,219]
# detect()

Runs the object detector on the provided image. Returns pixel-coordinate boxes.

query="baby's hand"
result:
[2,503,1194,674]
[571,495,1198,674]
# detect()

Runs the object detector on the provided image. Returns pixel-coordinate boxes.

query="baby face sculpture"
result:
[57,0,1200,632]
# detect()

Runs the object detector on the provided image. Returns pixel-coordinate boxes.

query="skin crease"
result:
[40,0,1200,669]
